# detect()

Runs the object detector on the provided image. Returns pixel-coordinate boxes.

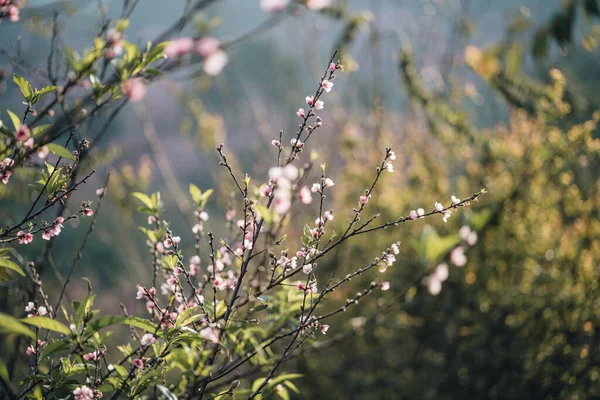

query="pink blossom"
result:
[311,183,321,193]
[198,211,209,221]
[314,100,324,110]
[189,263,199,276]
[17,231,33,245]
[271,139,280,147]
[140,333,155,346]
[408,210,418,220]
[434,263,449,281]
[417,208,425,216]
[305,96,314,107]
[195,37,220,57]
[329,63,336,72]
[296,108,305,118]
[8,5,19,22]
[203,50,228,76]
[434,202,444,212]
[73,386,95,400]
[260,185,271,198]
[380,281,390,291]
[310,228,319,238]
[15,124,30,142]
[302,264,313,274]
[83,351,100,361]
[145,301,155,314]
[321,79,333,92]
[135,286,146,299]
[192,224,203,234]
[307,0,331,10]
[95,188,105,196]
[132,358,144,370]
[360,195,370,205]
[296,281,305,290]
[37,145,50,159]
[426,277,442,296]
[273,192,291,215]
[450,247,467,267]
[261,0,289,12]
[200,326,220,343]
[451,195,461,205]
[164,36,195,58]
[323,178,334,188]
[25,302,35,312]
[173,266,183,276]
[442,210,452,223]
[147,216,156,225]
[391,242,400,255]
[26,345,35,355]
[121,78,147,102]
[324,210,334,221]
[83,208,94,216]
[37,306,47,316]
[320,324,330,334]
[299,186,313,204]
[24,137,34,149]
[1,171,11,185]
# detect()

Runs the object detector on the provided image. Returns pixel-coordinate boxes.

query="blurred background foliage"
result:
[1,0,599,398]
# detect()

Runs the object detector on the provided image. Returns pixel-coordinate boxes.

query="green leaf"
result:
[249,304,268,314]
[32,124,51,137]
[0,313,35,339]
[121,317,160,334]
[39,339,70,360]
[0,358,10,389]
[21,316,71,335]
[0,257,25,276]
[13,73,33,102]
[85,315,127,335]
[35,86,56,99]
[132,192,154,209]
[113,364,129,378]
[6,109,20,131]
[45,143,75,161]
[175,306,202,328]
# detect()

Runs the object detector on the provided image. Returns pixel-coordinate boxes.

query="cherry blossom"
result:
[307,0,332,10]
[132,358,144,370]
[73,386,95,400]
[164,36,194,58]
[299,186,313,204]
[261,0,289,12]
[141,333,156,347]
[121,78,147,102]
[409,210,418,220]
[321,79,334,92]
[17,231,33,244]
[314,100,324,110]
[434,202,444,212]
[320,324,330,334]
[380,281,390,291]
[15,124,30,142]
[302,263,313,274]
[296,108,305,118]
[451,195,461,205]
[450,246,467,267]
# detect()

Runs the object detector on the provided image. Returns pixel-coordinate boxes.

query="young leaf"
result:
[85,315,127,335]
[39,339,70,360]
[132,192,154,209]
[0,258,25,276]
[121,317,161,335]
[6,109,20,131]
[0,313,35,339]
[13,73,33,102]
[45,143,75,161]
[21,316,71,335]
